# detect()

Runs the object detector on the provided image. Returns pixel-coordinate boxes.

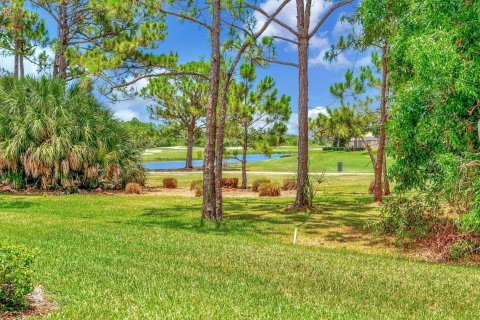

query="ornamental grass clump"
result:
[0,77,146,191]
[163,178,178,189]
[282,179,297,191]
[125,183,141,194]
[252,179,270,192]
[194,184,203,197]
[190,180,202,191]
[221,178,238,189]
[258,183,281,197]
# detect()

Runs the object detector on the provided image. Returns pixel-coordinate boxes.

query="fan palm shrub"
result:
[0,76,145,190]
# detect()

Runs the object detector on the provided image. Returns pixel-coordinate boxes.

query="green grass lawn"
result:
[142,147,205,162]
[226,150,376,173]
[143,147,380,173]
[0,176,478,319]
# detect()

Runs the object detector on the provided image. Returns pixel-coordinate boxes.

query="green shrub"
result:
[379,195,441,239]
[459,199,480,234]
[258,183,281,197]
[252,179,270,192]
[448,239,478,260]
[0,243,34,311]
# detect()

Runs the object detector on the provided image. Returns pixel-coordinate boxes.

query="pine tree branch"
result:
[253,57,298,68]
[107,71,209,93]
[246,2,299,37]
[309,0,353,39]
[158,8,212,31]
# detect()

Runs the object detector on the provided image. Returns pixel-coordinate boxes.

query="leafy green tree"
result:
[0,76,145,190]
[0,0,48,78]
[227,63,291,188]
[143,62,209,169]
[326,0,407,201]
[389,0,479,218]
[29,0,176,81]
[120,119,173,149]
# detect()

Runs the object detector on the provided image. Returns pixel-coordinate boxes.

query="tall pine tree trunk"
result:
[373,44,389,202]
[14,51,19,80]
[294,36,310,208]
[54,1,68,79]
[383,153,390,195]
[214,93,227,219]
[202,0,221,220]
[241,123,248,189]
[19,50,24,78]
[185,118,195,170]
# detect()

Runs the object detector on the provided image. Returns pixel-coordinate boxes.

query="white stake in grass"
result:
[293,228,298,245]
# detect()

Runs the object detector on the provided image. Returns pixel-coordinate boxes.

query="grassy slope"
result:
[0,178,478,318]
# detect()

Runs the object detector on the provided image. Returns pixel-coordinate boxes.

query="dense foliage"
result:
[389,0,479,210]
[0,77,145,190]
[120,119,176,149]
[381,0,480,254]
[0,243,34,311]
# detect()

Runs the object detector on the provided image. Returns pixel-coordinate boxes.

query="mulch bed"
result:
[0,286,57,320]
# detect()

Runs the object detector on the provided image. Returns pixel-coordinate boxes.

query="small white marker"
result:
[293,228,298,245]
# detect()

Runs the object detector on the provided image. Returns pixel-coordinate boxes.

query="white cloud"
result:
[254,0,352,70]
[108,72,157,122]
[287,106,329,134]
[308,106,329,119]
[287,112,298,134]
[109,95,149,121]
[255,0,333,39]
[355,54,372,67]
[309,50,351,69]
[0,48,54,77]
[114,107,141,121]
[332,16,351,36]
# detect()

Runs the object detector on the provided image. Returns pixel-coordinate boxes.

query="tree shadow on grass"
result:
[0,198,35,209]
[114,195,382,248]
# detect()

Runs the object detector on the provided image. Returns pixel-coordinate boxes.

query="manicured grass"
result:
[0,176,477,318]
[143,146,382,173]
[142,146,204,162]
[226,150,376,173]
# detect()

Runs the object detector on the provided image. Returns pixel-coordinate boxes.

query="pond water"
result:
[144,153,289,170]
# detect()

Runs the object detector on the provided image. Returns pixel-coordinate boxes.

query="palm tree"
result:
[0,76,145,190]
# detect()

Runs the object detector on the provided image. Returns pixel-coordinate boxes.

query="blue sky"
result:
[1,0,370,134]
